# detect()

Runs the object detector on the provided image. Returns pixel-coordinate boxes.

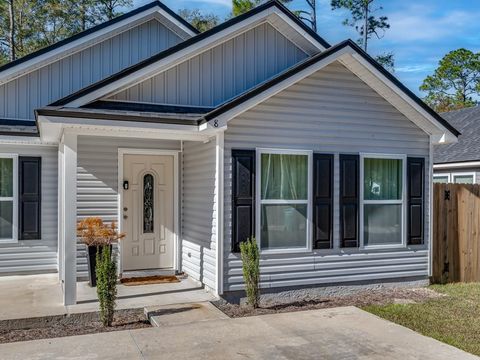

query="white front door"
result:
[122,154,175,271]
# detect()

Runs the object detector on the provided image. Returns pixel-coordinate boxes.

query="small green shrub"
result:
[240,237,260,308]
[95,246,117,327]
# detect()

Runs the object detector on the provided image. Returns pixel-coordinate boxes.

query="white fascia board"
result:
[0,6,183,85]
[433,161,480,169]
[204,47,352,129]
[65,8,286,107]
[154,9,197,38]
[0,136,56,146]
[349,53,458,143]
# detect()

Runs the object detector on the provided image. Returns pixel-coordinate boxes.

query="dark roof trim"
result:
[50,0,331,107]
[0,119,36,127]
[0,1,198,75]
[84,100,214,114]
[36,108,200,126]
[0,118,39,137]
[0,131,40,137]
[202,39,460,137]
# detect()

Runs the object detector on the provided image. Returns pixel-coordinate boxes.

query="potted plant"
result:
[77,217,125,287]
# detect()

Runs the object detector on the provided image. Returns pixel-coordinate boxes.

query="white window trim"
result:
[255,148,313,254]
[451,172,475,184]
[433,173,451,183]
[359,153,407,250]
[0,154,18,244]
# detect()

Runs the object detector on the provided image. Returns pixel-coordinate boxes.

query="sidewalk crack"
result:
[129,330,146,360]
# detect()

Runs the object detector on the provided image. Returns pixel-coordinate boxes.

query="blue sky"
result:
[133,0,480,95]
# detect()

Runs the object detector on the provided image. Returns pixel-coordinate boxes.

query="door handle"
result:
[123,215,128,219]
[123,207,128,211]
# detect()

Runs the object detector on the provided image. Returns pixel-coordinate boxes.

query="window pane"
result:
[453,175,474,184]
[364,204,402,246]
[0,201,13,240]
[261,204,307,250]
[261,154,308,200]
[0,158,13,197]
[143,174,154,233]
[433,176,449,184]
[364,158,402,200]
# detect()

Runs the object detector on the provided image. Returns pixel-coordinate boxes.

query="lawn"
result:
[364,283,480,356]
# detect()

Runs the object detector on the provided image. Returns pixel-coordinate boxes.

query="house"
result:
[0,0,459,305]
[433,106,480,184]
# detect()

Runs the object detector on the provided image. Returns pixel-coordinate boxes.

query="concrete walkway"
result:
[0,306,477,360]
[0,274,215,320]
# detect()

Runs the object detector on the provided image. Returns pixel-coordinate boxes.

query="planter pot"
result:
[86,245,112,287]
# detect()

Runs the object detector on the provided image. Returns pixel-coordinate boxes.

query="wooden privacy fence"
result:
[433,183,480,283]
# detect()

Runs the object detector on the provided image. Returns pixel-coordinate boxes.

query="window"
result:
[0,155,17,243]
[453,173,474,184]
[143,173,154,233]
[433,174,450,184]
[257,149,312,252]
[360,154,406,248]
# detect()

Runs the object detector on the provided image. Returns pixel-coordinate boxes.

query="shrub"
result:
[240,237,260,308]
[96,246,117,327]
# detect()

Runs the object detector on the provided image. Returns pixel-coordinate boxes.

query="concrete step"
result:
[144,302,228,327]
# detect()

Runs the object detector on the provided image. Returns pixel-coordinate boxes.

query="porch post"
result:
[62,132,77,305]
[58,144,65,283]
[215,131,225,296]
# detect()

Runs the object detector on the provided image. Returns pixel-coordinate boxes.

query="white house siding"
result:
[223,61,431,292]
[110,23,308,107]
[76,136,180,279]
[181,139,217,291]
[0,144,58,275]
[0,19,182,121]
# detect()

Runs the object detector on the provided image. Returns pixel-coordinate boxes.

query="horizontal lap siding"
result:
[76,136,180,279]
[111,23,307,107]
[0,19,182,120]
[182,140,216,290]
[223,61,431,291]
[0,145,58,275]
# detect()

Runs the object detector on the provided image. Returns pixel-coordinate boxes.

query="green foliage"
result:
[375,52,394,72]
[178,9,219,32]
[231,0,291,17]
[239,238,260,308]
[95,246,117,327]
[420,48,480,112]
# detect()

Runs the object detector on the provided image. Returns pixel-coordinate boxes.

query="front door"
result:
[122,154,174,271]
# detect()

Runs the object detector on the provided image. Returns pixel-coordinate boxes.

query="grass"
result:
[363,283,480,356]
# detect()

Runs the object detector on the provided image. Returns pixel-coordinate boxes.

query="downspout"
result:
[428,136,434,279]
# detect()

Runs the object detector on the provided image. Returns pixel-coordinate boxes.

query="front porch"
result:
[0,273,215,321]
[37,108,224,305]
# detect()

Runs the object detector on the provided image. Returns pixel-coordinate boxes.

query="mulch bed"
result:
[214,287,443,318]
[0,308,151,344]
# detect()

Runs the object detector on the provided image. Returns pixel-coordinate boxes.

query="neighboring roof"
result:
[50,0,331,107]
[0,119,39,137]
[0,1,198,81]
[434,106,480,164]
[83,100,214,114]
[202,39,460,139]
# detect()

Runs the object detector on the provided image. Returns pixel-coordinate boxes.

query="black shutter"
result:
[407,157,424,245]
[231,150,255,252]
[313,154,333,249]
[340,154,359,248]
[18,157,41,240]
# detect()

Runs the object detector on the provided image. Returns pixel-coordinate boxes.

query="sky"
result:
[133,0,480,95]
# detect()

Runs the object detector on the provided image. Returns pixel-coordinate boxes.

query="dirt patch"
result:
[214,287,443,318]
[0,309,151,344]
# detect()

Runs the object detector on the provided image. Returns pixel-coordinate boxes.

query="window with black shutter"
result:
[340,154,359,247]
[407,157,424,245]
[313,154,333,249]
[18,157,41,240]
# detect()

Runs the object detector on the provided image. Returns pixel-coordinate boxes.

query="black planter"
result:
[86,245,112,287]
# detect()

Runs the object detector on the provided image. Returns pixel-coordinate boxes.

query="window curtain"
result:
[364,158,402,200]
[261,154,308,200]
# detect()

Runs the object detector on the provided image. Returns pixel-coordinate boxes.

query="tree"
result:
[331,0,394,71]
[420,49,480,112]
[94,0,132,21]
[178,9,219,32]
[231,0,292,17]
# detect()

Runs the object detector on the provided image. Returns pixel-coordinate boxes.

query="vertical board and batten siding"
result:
[181,139,217,290]
[76,136,180,279]
[110,23,308,107]
[223,61,431,292]
[0,145,58,275]
[0,19,182,120]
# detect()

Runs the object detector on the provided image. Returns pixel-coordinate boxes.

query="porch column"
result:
[62,132,77,305]
[215,131,225,296]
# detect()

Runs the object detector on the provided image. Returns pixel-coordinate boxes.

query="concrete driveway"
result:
[0,306,476,360]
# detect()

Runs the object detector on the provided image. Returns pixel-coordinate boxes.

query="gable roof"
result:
[50,0,331,108]
[201,39,460,140]
[0,1,197,84]
[434,106,480,164]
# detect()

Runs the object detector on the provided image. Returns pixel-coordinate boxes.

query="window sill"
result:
[361,244,406,251]
[260,247,311,255]
[0,239,18,245]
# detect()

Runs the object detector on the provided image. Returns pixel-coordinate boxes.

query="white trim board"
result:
[434,161,480,169]
[0,153,18,244]
[117,148,180,274]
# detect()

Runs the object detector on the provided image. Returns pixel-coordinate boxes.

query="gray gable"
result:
[434,106,480,164]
